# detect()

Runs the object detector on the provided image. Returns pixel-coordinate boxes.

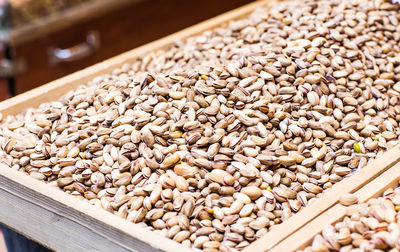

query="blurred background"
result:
[0,0,254,102]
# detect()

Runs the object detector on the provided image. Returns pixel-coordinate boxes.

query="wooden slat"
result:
[243,145,400,252]
[270,161,400,252]
[0,0,270,117]
[0,164,192,252]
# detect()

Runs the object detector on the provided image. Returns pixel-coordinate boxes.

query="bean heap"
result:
[1,0,400,251]
[301,185,400,251]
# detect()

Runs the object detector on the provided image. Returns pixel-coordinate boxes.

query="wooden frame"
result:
[1,0,400,251]
[0,163,191,252]
[243,146,400,252]
[269,159,400,252]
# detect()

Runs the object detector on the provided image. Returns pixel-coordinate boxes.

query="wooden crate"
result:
[268,157,400,252]
[0,0,400,251]
[242,146,400,252]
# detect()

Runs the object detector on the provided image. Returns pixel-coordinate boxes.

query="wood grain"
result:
[243,145,400,252]
[0,164,192,252]
[0,0,269,117]
[270,161,400,252]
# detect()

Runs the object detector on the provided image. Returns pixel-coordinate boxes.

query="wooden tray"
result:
[243,146,400,252]
[1,0,400,251]
[268,157,400,252]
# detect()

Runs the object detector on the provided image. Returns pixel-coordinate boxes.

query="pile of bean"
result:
[1,0,400,250]
[301,185,400,251]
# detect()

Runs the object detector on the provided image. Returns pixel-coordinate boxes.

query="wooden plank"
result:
[0,0,270,117]
[0,164,192,252]
[5,0,142,46]
[243,145,400,252]
[270,161,400,252]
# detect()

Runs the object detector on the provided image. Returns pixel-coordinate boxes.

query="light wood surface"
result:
[0,0,270,117]
[5,0,141,46]
[243,145,400,252]
[270,161,400,252]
